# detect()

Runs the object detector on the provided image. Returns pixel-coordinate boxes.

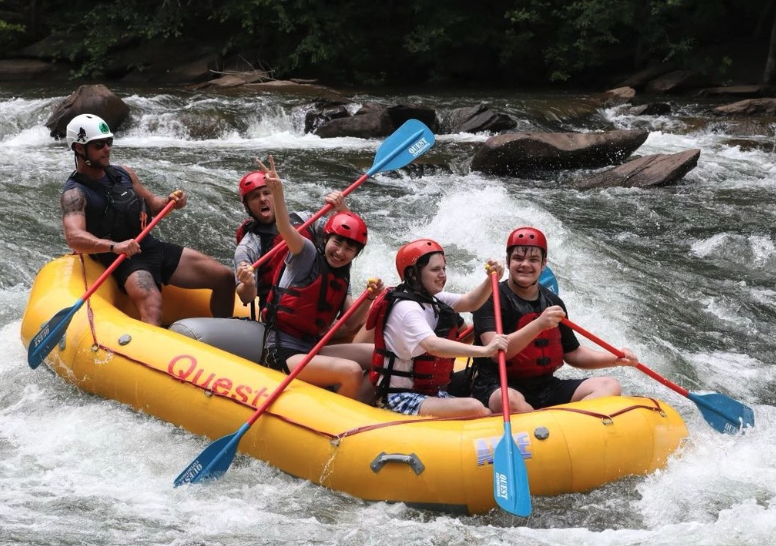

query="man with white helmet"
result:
[60,113,235,326]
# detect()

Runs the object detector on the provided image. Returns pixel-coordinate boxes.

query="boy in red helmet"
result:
[259,156,382,402]
[366,238,509,417]
[471,226,638,413]
[234,170,348,314]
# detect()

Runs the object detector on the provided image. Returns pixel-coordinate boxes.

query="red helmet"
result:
[238,171,267,200]
[324,212,368,245]
[506,226,547,256]
[395,239,445,280]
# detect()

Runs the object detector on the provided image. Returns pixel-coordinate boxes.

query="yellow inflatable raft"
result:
[21,254,688,514]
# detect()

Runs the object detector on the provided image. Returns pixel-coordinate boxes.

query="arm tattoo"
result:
[61,189,86,218]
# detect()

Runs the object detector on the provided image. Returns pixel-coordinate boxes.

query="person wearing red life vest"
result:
[260,155,382,402]
[471,226,638,413]
[234,170,348,315]
[367,239,509,417]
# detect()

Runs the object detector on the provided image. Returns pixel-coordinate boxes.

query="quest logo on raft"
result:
[168,355,270,407]
[473,432,532,466]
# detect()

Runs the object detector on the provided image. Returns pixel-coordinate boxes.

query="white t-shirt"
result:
[382,291,461,390]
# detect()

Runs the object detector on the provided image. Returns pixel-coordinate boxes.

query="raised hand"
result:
[484,259,505,280]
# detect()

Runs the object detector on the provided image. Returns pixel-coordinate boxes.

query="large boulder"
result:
[306,101,437,138]
[386,104,438,133]
[314,102,393,138]
[589,87,636,108]
[45,84,130,140]
[624,103,672,116]
[471,129,649,176]
[574,149,700,189]
[304,99,351,134]
[697,85,776,98]
[712,98,776,116]
[444,104,515,134]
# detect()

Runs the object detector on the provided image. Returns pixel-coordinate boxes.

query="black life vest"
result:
[235,213,315,305]
[367,286,459,396]
[263,250,350,342]
[501,284,565,379]
[67,165,148,242]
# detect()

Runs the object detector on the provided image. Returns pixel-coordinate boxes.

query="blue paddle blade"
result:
[539,266,559,294]
[28,301,84,369]
[174,427,245,487]
[688,391,755,435]
[493,422,532,516]
[368,119,435,176]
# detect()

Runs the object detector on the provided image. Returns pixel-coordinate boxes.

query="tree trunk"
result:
[765,7,776,83]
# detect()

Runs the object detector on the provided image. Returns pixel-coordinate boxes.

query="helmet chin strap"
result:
[74,145,91,168]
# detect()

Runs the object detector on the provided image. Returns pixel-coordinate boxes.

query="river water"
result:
[1,82,775,545]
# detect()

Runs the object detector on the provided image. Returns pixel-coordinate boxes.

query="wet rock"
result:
[696,85,776,98]
[308,102,437,138]
[712,98,776,116]
[45,84,130,140]
[590,87,636,108]
[314,102,393,138]
[386,104,438,133]
[304,99,351,134]
[574,149,700,189]
[470,129,649,176]
[624,103,671,116]
[444,104,515,134]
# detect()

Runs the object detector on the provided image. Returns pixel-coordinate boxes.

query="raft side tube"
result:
[169,317,266,364]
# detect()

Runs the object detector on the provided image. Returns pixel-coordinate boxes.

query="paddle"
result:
[539,265,559,294]
[250,119,435,271]
[560,318,755,434]
[490,270,532,516]
[28,199,178,370]
[174,287,378,486]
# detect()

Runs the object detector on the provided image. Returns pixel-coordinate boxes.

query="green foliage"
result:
[0,0,25,50]
[12,0,776,85]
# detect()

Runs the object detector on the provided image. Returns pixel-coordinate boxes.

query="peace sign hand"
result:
[255,154,282,193]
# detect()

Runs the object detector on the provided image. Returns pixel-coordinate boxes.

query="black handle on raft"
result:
[370,452,425,475]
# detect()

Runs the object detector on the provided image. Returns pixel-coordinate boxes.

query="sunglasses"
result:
[90,138,114,150]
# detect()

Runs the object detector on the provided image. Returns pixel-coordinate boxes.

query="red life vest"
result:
[367,287,459,396]
[501,285,565,379]
[235,213,315,305]
[263,250,350,342]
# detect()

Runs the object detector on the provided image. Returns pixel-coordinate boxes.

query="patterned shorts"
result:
[381,391,452,416]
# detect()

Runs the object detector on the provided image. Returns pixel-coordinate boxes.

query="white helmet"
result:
[65,114,113,149]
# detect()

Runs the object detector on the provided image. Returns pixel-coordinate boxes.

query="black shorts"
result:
[471,366,585,409]
[263,345,306,375]
[94,239,184,291]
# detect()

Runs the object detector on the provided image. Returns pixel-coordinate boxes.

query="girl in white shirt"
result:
[368,239,508,417]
